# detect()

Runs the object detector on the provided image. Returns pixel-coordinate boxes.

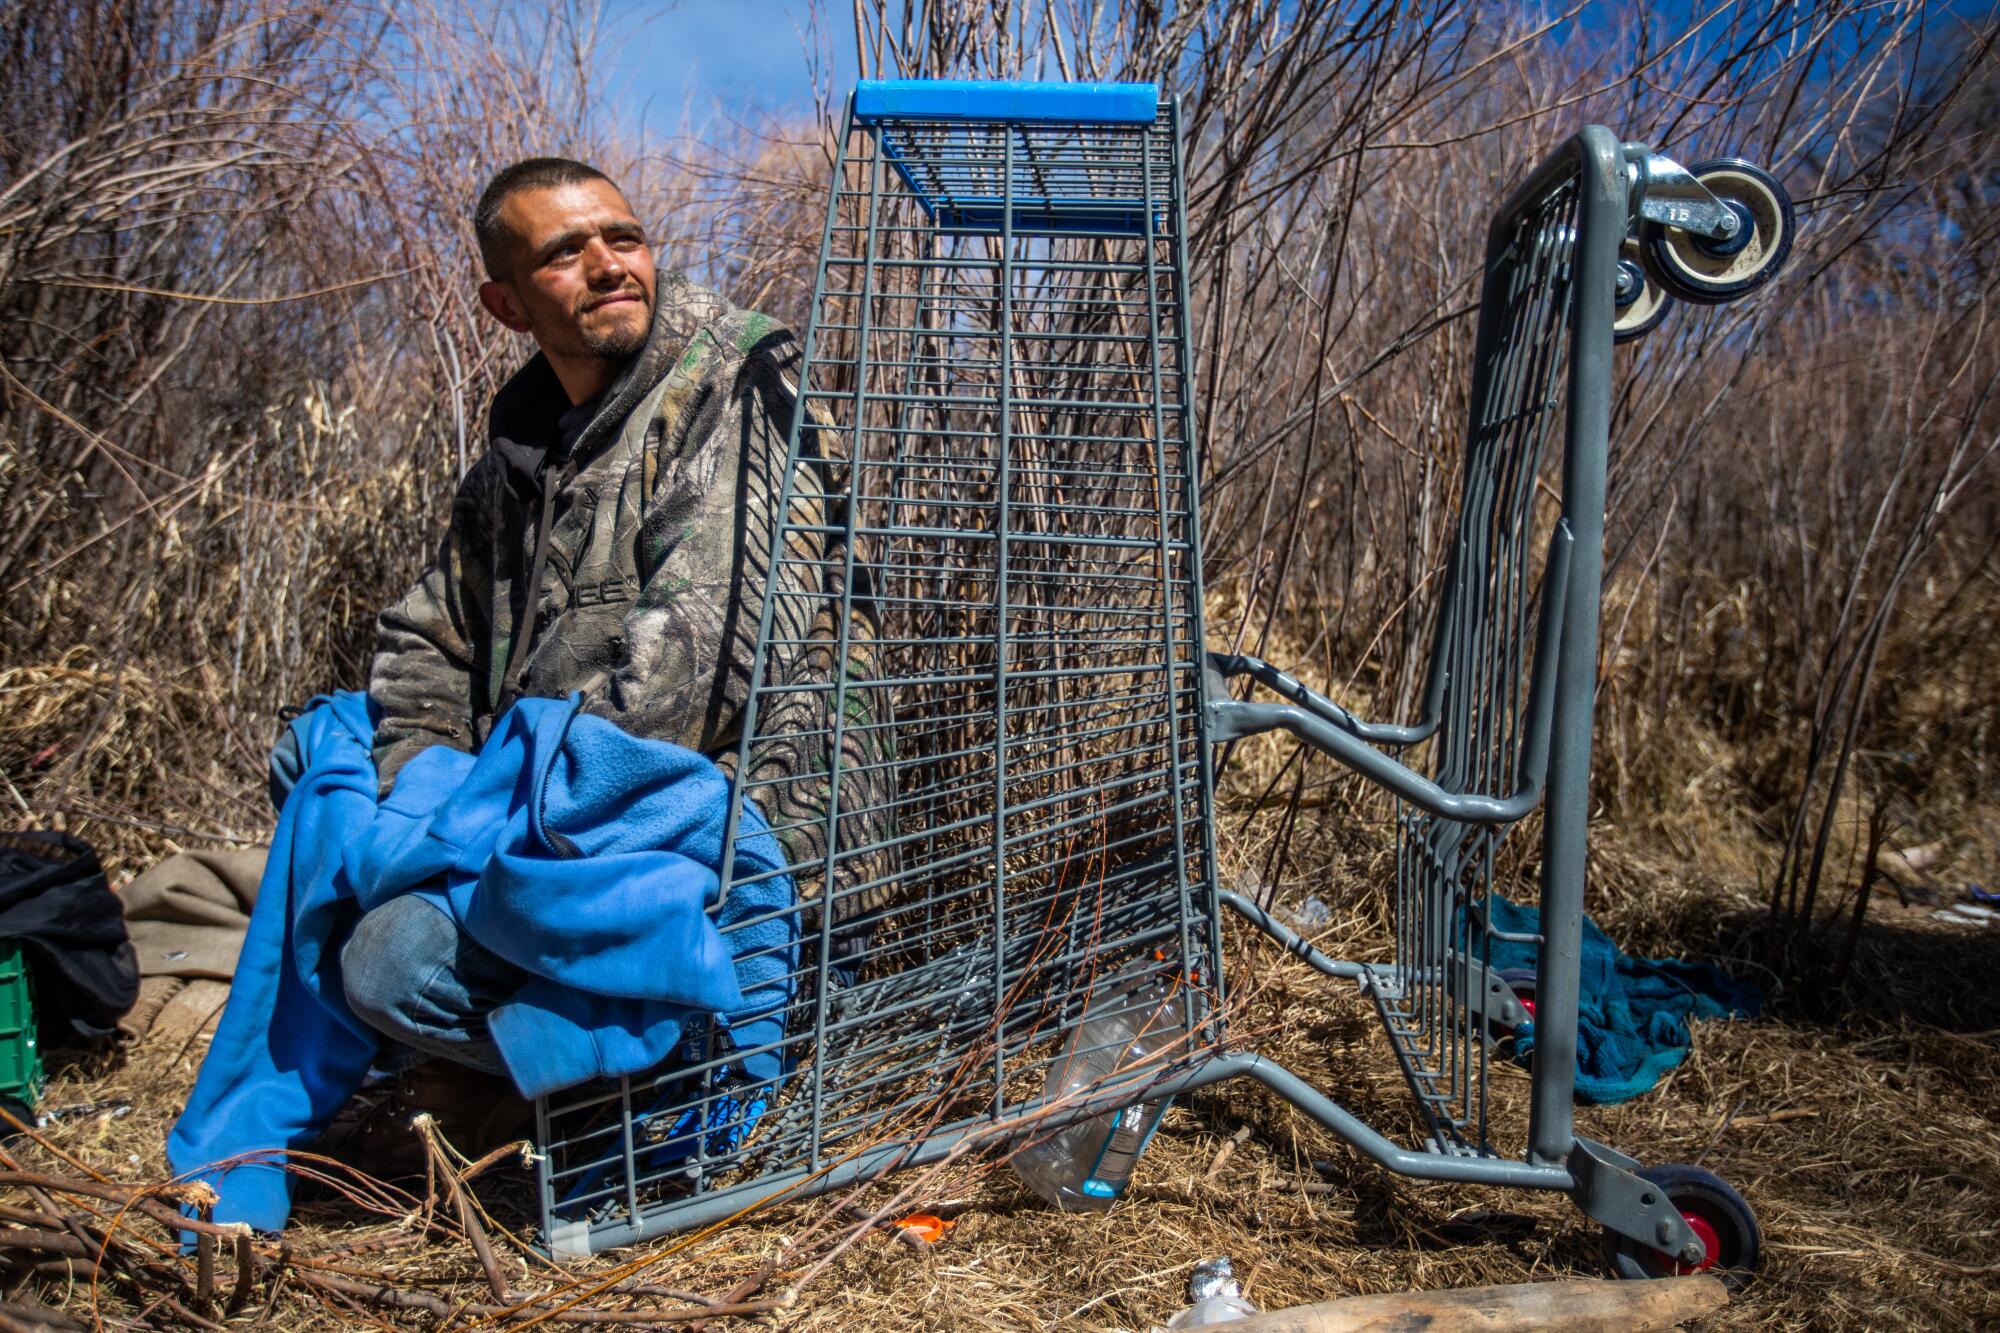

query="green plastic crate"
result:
[0,940,41,1114]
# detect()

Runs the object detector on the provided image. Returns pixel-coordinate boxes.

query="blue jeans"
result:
[340,895,527,1076]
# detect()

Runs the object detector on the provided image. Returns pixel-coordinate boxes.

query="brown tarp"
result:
[118,848,264,1045]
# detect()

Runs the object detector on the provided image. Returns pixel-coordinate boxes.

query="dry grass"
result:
[8,771,1998,1331]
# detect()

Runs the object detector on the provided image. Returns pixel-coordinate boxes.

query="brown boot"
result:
[316,1062,533,1182]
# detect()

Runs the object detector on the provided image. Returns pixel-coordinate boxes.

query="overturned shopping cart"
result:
[534,79,1794,1278]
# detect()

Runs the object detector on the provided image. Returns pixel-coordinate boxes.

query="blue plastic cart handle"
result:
[853,79,1158,125]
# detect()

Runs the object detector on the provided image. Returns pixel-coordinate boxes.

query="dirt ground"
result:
[17,811,1999,1333]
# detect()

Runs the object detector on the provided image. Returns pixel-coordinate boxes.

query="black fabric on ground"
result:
[0,831,138,1040]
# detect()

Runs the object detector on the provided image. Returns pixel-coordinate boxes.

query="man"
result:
[333,157,886,1154]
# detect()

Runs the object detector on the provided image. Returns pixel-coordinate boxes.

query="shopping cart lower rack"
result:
[533,80,1793,1283]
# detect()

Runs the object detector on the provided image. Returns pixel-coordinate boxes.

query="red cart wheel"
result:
[1485,967,1539,1044]
[1497,967,1538,1022]
[1603,1163,1762,1288]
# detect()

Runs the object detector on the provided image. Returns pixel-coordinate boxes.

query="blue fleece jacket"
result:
[167,692,794,1232]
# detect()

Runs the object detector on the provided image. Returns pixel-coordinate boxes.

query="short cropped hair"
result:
[474,157,616,279]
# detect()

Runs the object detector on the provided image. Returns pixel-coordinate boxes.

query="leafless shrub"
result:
[0,0,827,856]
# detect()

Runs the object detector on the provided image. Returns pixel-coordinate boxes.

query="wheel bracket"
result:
[1567,1137,1704,1265]
[1449,952,1528,1037]
[1623,149,1738,240]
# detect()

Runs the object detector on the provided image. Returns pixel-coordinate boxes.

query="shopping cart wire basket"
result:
[534,79,1793,1281]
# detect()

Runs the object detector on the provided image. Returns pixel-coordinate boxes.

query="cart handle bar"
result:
[1205,522,1573,827]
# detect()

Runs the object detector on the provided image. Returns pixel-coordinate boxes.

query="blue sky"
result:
[600,0,850,127]
[594,0,1990,133]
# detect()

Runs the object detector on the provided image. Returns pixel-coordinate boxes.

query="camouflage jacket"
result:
[370,271,887,920]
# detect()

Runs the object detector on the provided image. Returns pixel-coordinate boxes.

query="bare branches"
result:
[0,0,840,870]
[0,1160,791,1328]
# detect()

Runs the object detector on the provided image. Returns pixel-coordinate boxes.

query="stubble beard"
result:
[556,292,651,364]
[579,311,649,361]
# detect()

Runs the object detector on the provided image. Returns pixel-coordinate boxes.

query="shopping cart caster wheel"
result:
[1497,967,1538,1022]
[1487,967,1539,1041]
[1641,159,1794,305]
[1612,258,1671,342]
[1602,1163,1761,1288]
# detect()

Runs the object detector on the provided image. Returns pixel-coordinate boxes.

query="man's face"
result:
[478,180,657,366]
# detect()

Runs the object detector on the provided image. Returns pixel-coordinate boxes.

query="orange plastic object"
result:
[890,1213,954,1244]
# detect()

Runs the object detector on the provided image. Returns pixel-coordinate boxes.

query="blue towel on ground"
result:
[167,691,795,1232]
[1481,896,1759,1105]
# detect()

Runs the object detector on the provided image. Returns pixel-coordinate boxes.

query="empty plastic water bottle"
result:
[1011,975,1186,1211]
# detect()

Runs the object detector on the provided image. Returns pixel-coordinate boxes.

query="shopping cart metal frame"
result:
[532,83,1780,1275]
[1200,125,1699,1264]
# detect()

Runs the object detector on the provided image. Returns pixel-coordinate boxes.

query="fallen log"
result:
[1211,1275,1727,1332]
